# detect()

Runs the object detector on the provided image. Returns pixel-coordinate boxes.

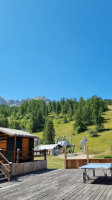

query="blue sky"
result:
[0,0,112,101]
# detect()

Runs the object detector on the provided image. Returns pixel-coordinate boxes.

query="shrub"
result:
[95,125,104,132]
[89,129,98,137]
[104,154,112,158]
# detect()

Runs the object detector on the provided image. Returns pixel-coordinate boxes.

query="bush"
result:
[104,154,112,158]
[89,129,98,137]
[75,124,87,134]
[95,125,104,132]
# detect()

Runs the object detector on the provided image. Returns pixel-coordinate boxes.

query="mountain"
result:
[0,96,51,106]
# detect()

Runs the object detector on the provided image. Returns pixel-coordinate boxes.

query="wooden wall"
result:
[0,133,7,151]
[4,160,47,176]
[22,138,29,160]
[0,131,34,163]
[65,159,112,169]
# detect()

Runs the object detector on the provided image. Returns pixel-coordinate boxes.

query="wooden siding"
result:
[65,158,112,168]
[0,133,7,151]
[12,160,47,176]
[22,138,29,160]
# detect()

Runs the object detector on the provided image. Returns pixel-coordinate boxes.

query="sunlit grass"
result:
[34,106,112,158]
[47,155,64,169]
[35,155,64,169]
[34,131,43,139]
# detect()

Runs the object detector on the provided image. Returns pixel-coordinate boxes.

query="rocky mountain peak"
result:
[0,96,51,106]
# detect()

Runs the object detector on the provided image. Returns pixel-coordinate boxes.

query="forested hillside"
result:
[52,105,112,157]
[0,96,108,142]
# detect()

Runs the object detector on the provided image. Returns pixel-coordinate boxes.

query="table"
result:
[79,163,112,183]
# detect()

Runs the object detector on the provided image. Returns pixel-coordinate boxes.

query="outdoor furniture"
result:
[80,163,112,183]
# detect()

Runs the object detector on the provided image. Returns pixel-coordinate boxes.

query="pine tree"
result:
[74,108,87,134]
[43,119,55,144]
[83,102,92,125]
[63,115,67,123]
[56,101,60,116]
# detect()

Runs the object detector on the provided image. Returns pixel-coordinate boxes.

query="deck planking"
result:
[0,169,112,200]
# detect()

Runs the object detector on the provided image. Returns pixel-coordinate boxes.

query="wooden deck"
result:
[0,169,112,199]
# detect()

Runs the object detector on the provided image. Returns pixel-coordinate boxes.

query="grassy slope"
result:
[34,106,112,157]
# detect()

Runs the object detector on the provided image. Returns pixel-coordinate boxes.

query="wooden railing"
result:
[0,149,46,181]
[33,149,46,160]
[16,149,46,163]
[1,149,46,164]
[0,151,12,181]
[64,145,75,168]
[64,145,112,169]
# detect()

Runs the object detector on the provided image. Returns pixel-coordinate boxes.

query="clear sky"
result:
[0,0,112,101]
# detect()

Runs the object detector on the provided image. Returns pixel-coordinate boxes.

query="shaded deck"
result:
[0,169,112,199]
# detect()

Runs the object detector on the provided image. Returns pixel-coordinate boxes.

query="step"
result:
[0,171,8,181]
[0,177,7,183]
[0,173,4,178]
[0,170,5,176]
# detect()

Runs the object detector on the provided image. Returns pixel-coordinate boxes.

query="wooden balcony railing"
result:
[1,149,46,164]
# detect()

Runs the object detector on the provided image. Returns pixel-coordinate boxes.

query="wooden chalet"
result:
[0,127,38,163]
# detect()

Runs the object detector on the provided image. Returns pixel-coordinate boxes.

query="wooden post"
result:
[111,144,112,155]
[86,145,89,164]
[14,137,16,163]
[64,146,67,169]
[9,162,12,181]
[16,149,20,163]
[44,149,46,160]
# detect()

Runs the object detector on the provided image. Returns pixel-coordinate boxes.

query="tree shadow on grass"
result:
[89,134,100,137]
[101,128,112,132]
[103,118,111,123]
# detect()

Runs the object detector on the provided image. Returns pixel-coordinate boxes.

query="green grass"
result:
[35,155,64,169]
[34,106,112,158]
[34,131,43,139]
[47,155,64,169]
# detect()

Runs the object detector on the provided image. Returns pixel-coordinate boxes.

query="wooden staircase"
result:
[0,167,8,183]
[0,152,12,183]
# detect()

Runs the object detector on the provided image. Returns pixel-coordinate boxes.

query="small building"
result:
[0,127,38,163]
[56,136,71,147]
[57,140,71,147]
[35,144,63,155]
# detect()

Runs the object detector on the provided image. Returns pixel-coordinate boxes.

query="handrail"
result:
[0,161,10,173]
[33,150,46,153]
[0,152,11,165]
[0,152,12,181]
